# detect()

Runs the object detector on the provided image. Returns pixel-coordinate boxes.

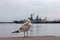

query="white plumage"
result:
[12,19,32,37]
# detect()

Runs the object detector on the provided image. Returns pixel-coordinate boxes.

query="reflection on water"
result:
[0,23,60,37]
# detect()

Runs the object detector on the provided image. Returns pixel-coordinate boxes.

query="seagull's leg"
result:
[27,31,28,37]
[24,32,25,37]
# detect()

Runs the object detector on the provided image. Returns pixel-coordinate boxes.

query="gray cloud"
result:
[0,0,60,21]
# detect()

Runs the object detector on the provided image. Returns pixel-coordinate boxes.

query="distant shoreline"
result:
[0,22,60,24]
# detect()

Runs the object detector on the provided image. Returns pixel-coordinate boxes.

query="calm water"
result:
[0,23,60,37]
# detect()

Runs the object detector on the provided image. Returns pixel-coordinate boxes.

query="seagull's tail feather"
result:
[12,30,19,34]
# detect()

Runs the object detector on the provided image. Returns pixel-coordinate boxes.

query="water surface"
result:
[0,23,60,37]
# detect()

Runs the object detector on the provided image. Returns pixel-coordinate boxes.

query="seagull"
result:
[12,19,32,37]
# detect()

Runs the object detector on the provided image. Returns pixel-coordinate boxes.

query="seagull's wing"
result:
[19,22,32,32]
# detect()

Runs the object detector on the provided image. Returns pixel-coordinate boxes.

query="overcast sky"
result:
[0,0,60,22]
